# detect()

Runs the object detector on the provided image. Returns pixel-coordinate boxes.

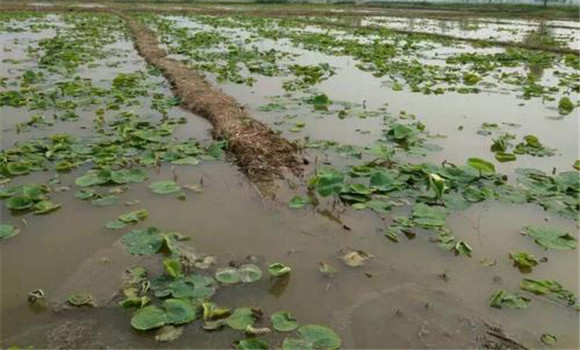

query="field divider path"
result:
[117,11,303,184]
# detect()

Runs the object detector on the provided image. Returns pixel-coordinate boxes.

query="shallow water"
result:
[1,11,579,350]
[359,16,580,50]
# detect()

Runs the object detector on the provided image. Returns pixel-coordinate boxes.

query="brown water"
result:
[1,12,579,350]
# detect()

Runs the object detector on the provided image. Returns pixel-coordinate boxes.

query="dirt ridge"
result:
[118,12,302,183]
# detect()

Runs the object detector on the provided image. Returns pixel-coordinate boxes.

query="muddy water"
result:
[165,15,579,178]
[1,12,579,350]
[358,16,580,50]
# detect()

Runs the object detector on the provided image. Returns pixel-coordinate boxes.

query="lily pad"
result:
[67,292,94,307]
[172,157,199,166]
[282,325,341,350]
[154,325,183,342]
[509,251,539,269]
[520,278,576,305]
[495,152,516,163]
[91,195,118,207]
[149,180,181,194]
[412,203,447,228]
[121,227,164,255]
[268,263,292,277]
[202,302,231,321]
[489,290,530,309]
[0,224,20,241]
[150,274,216,300]
[467,157,495,176]
[341,249,372,267]
[163,258,182,278]
[523,226,577,250]
[75,170,111,187]
[131,305,167,330]
[163,298,197,325]
[106,220,127,230]
[111,169,148,184]
[288,195,309,209]
[6,162,31,176]
[226,307,256,330]
[119,209,149,223]
[558,96,574,115]
[314,168,344,197]
[271,311,298,332]
[33,200,61,214]
[540,333,557,345]
[215,264,262,284]
[6,196,34,210]
[235,339,269,350]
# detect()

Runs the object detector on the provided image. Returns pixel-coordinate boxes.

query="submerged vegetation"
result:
[0,4,578,349]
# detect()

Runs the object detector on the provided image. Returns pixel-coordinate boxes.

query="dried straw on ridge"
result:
[121,14,302,181]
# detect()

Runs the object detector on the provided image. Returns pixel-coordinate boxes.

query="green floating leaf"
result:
[271,311,298,332]
[131,305,167,331]
[119,289,150,309]
[268,263,292,277]
[412,203,447,228]
[235,339,269,350]
[149,180,181,194]
[111,169,149,184]
[352,200,391,214]
[520,278,576,305]
[91,195,118,207]
[215,264,262,285]
[558,96,574,115]
[313,168,344,197]
[130,299,197,331]
[67,292,94,307]
[467,157,495,176]
[489,290,530,309]
[0,224,20,241]
[33,200,61,214]
[454,241,472,257]
[163,298,197,325]
[119,209,149,224]
[154,325,183,342]
[6,196,34,210]
[463,186,493,203]
[172,157,199,166]
[202,302,231,321]
[121,227,164,255]
[288,195,309,209]
[341,249,372,267]
[283,325,341,350]
[106,220,127,230]
[495,152,516,163]
[540,333,557,345]
[523,226,577,250]
[75,170,111,187]
[226,307,256,330]
[6,162,31,176]
[509,251,539,269]
[163,258,182,278]
[150,274,216,300]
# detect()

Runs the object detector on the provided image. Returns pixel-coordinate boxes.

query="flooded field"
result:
[1,5,578,350]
